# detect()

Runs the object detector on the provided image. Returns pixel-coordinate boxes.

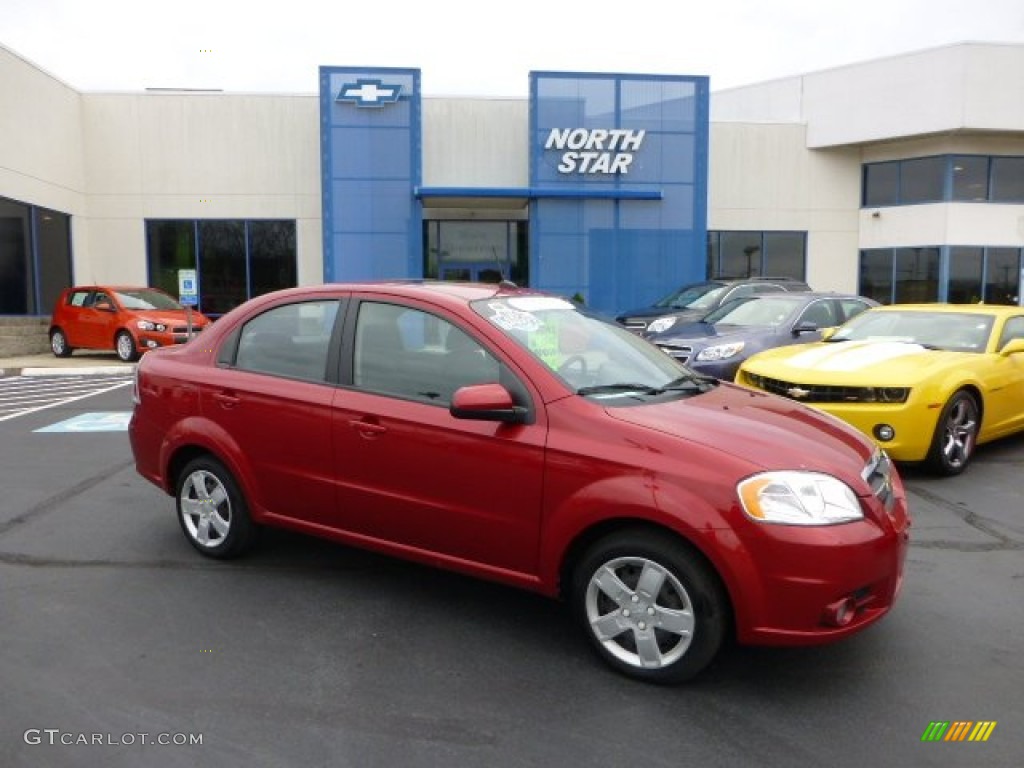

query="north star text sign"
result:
[544,128,646,174]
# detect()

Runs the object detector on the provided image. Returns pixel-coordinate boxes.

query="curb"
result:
[1,366,135,377]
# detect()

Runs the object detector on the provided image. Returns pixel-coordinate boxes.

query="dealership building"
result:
[2,41,1023,322]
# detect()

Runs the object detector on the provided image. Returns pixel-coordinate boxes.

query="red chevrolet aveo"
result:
[129,281,910,683]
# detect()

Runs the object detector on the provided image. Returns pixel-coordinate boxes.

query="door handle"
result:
[348,419,387,437]
[213,391,241,409]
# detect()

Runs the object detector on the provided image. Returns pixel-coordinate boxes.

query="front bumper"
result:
[719,485,910,645]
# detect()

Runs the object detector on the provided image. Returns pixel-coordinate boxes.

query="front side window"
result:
[353,302,500,404]
[235,301,339,382]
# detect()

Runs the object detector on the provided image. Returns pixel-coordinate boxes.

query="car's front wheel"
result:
[50,328,73,358]
[115,331,139,362]
[570,529,728,684]
[926,389,980,476]
[176,456,258,559]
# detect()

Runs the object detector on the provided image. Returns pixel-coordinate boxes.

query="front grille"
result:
[656,343,692,364]
[862,450,896,513]
[743,373,899,403]
[171,325,203,334]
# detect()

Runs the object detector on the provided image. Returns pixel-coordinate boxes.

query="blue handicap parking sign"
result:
[35,412,132,433]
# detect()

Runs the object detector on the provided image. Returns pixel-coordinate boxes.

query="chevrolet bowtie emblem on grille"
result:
[786,386,810,399]
[336,79,403,107]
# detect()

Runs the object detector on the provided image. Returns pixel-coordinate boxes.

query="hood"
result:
[743,339,965,384]
[650,322,778,344]
[605,383,874,483]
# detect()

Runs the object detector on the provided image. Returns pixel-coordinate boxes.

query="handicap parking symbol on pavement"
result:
[35,412,132,433]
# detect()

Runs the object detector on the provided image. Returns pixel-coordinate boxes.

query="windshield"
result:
[830,310,993,353]
[473,296,704,398]
[114,289,183,311]
[702,296,802,327]
[654,282,726,310]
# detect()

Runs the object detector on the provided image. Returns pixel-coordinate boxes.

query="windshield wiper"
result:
[576,375,718,398]
[576,383,660,397]
[649,374,718,394]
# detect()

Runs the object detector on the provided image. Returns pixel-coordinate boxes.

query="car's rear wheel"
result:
[115,330,139,362]
[176,456,258,559]
[50,328,73,358]
[925,390,979,476]
[570,529,728,684]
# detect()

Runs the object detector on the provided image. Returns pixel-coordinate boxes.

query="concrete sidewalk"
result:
[0,352,135,377]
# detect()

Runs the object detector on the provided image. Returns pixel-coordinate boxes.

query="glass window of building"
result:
[0,198,32,314]
[894,247,939,303]
[762,232,806,279]
[863,163,899,206]
[947,247,984,303]
[899,157,946,204]
[146,219,297,317]
[0,196,72,315]
[952,156,989,201]
[708,231,807,280]
[859,249,894,304]
[990,157,1024,202]
[986,248,1022,304]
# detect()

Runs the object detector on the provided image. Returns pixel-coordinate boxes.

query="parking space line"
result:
[0,379,133,423]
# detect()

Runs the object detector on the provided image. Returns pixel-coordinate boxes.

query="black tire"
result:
[925,390,980,476]
[569,529,728,684]
[115,330,139,362]
[50,328,73,358]
[175,456,258,559]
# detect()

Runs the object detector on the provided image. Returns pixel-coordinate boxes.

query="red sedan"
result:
[128,281,910,683]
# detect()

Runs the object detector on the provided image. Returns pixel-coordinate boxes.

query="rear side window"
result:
[68,291,91,307]
[234,301,340,382]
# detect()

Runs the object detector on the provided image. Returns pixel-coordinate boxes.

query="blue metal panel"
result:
[529,72,709,316]
[320,66,421,283]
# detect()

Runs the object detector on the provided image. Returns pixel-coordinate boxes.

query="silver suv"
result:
[615,276,812,333]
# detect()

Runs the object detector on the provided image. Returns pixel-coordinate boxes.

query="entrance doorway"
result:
[425,220,528,285]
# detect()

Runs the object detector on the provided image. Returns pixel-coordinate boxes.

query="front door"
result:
[331,298,547,575]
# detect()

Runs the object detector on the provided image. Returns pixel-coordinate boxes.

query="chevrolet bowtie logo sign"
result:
[786,386,811,399]
[336,79,403,107]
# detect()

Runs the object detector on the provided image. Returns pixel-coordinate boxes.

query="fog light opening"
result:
[823,597,858,627]
[873,424,895,442]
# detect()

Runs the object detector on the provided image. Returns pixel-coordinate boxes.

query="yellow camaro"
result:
[736,304,1024,475]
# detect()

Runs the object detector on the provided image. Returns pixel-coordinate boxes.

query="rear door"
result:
[200,297,344,524]
[330,297,547,575]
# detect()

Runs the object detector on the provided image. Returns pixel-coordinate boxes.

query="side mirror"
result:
[792,321,819,336]
[999,338,1024,357]
[450,383,527,424]
[94,300,115,312]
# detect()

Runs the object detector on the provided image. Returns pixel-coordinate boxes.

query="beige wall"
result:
[0,45,85,214]
[708,122,862,291]
[78,92,322,284]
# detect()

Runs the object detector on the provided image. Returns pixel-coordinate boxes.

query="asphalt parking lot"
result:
[1,368,1021,768]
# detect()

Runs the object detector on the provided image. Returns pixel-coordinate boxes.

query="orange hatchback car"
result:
[50,286,210,362]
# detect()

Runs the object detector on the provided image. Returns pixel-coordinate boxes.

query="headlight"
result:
[646,316,678,334]
[738,471,864,525]
[695,342,745,361]
[135,320,166,332]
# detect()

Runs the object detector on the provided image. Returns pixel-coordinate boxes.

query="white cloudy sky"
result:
[4,0,1024,95]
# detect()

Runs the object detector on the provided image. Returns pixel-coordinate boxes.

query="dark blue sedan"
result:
[643,292,878,380]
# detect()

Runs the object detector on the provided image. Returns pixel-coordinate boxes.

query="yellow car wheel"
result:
[925,390,980,476]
